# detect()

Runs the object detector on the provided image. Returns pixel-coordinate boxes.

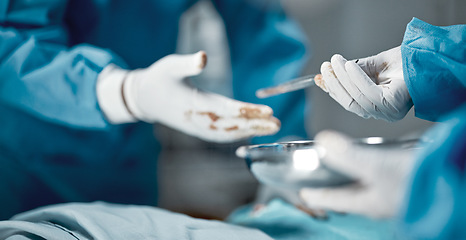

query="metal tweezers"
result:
[256,74,318,98]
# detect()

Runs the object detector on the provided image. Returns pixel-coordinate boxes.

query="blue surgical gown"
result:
[0,0,308,220]
[401,18,466,122]
[399,18,466,239]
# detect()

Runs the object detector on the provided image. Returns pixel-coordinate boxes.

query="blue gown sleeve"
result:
[399,103,466,239]
[211,0,310,143]
[401,18,466,122]
[0,1,127,129]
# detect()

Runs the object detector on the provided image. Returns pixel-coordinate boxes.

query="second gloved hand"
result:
[97,51,280,143]
[300,131,418,218]
[317,46,413,122]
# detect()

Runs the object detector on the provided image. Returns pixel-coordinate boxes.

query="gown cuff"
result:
[96,64,138,124]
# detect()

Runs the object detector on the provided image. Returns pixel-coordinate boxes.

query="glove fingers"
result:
[194,92,274,119]
[315,130,382,180]
[192,117,280,143]
[300,185,370,215]
[320,61,370,119]
[314,73,328,93]
[190,92,280,142]
[345,61,393,115]
[220,117,280,137]
[331,55,382,118]
[153,51,207,78]
[354,56,377,80]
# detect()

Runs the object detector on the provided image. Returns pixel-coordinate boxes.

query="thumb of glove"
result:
[316,130,386,180]
[354,46,403,85]
[315,130,370,179]
[147,51,208,79]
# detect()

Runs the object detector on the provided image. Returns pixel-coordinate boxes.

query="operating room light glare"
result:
[365,137,384,144]
[292,149,320,171]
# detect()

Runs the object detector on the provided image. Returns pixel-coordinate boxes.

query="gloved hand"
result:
[299,130,418,218]
[97,51,280,143]
[317,46,413,122]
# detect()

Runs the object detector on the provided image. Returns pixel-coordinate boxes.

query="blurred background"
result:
[157,0,466,220]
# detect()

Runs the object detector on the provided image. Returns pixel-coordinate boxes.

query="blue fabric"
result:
[0,0,308,219]
[228,199,408,240]
[399,103,466,240]
[0,201,273,240]
[400,19,466,239]
[401,18,466,122]
[211,0,310,143]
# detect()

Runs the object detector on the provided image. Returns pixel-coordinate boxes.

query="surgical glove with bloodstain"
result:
[97,51,280,143]
[317,46,412,122]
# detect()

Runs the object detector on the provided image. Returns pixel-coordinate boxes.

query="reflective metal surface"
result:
[236,138,421,189]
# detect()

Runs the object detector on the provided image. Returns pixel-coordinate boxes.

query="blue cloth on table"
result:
[228,198,409,240]
[0,201,273,240]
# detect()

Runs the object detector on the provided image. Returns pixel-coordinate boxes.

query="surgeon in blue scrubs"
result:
[0,0,308,220]
[299,18,466,239]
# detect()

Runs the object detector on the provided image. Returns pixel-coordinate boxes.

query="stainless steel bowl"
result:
[236,138,420,189]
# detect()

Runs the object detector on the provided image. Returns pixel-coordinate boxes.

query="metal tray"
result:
[236,138,420,189]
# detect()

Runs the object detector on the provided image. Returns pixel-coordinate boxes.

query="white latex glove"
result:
[299,130,418,218]
[317,46,413,122]
[97,51,280,143]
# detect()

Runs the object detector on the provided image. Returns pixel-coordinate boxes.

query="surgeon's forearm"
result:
[401,18,466,121]
[0,27,128,129]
